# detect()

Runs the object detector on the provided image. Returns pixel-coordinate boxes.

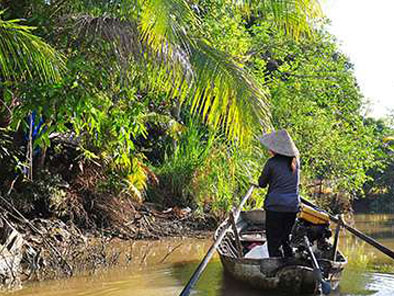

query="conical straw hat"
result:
[259,129,299,157]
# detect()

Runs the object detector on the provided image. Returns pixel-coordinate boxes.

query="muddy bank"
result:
[0,135,218,290]
[97,203,217,240]
[0,201,214,291]
[0,238,215,296]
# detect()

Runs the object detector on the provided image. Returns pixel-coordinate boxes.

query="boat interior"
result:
[217,208,347,265]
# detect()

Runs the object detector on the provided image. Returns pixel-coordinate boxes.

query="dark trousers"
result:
[265,210,297,258]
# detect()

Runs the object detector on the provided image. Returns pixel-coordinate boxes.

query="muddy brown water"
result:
[3,214,394,296]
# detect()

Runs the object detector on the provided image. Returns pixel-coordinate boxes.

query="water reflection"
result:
[2,214,394,296]
[174,260,285,296]
[366,273,394,296]
[175,260,394,296]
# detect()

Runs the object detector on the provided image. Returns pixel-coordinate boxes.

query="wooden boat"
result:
[215,208,347,294]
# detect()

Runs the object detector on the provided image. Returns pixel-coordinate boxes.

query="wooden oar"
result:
[179,185,256,296]
[300,197,394,260]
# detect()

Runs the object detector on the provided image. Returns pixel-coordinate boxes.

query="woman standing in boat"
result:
[258,129,300,258]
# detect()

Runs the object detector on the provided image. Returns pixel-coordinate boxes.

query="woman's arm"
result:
[258,161,271,188]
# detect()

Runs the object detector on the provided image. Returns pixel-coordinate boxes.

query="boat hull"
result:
[215,209,347,294]
[220,255,343,294]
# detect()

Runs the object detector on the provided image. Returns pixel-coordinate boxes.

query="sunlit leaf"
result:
[0,11,65,82]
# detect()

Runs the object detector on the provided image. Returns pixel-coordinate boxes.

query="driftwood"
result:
[0,193,80,290]
[0,214,35,289]
[0,194,73,276]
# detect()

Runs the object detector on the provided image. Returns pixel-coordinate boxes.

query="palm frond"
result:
[47,0,138,18]
[140,0,198,56]
[72,2,270,142]
[138,0,271,142]
[74,14,142,64]
[236,0,323,37]
[0,12,64,82]
[71,13,194,84]
[186,40,271,143]
[56,0,323,142]
[139,40,271,143]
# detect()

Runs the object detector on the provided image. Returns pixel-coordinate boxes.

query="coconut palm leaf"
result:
[236,0,323,37]
[186,40,270,142]
[44,0,322,142]
[74,14,142,65]
[140,0,197,56]
[128,0,321,141]
[66,3,268,142]
[0,11,64,82]
[262,0,323,37]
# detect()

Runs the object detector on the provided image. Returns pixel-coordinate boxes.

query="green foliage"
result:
[149,121,213,207]
[247,22,381,199]
[149,119,265,216]
[235,0,323,38]
[47,0,271,142]
[0,0,388,219]
[9,0,323,143]
[0,11,64,83]
[191,140,265,215]
[360,116,394,212]
[0,128,23,182]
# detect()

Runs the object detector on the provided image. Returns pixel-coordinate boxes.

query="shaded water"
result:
[3,214,394,296]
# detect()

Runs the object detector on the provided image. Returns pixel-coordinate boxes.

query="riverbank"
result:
[0,201,215,291]
[0,238,215,296]
[0,137,220,290]
[2,214,394,296]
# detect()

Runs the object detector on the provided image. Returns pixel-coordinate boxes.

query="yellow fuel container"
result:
[298,204,330,225]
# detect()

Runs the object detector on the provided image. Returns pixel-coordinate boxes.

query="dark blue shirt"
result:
[258,154,300,213]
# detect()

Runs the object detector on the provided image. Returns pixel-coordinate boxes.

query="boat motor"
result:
[291,204,332,295]
[291,204,332,252]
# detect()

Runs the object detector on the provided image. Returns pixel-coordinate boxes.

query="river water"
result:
[3,214,394,296]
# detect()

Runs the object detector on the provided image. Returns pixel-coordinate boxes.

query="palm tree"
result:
[4,0,323,142]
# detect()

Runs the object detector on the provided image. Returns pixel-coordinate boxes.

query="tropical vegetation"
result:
[0,0,392,229]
